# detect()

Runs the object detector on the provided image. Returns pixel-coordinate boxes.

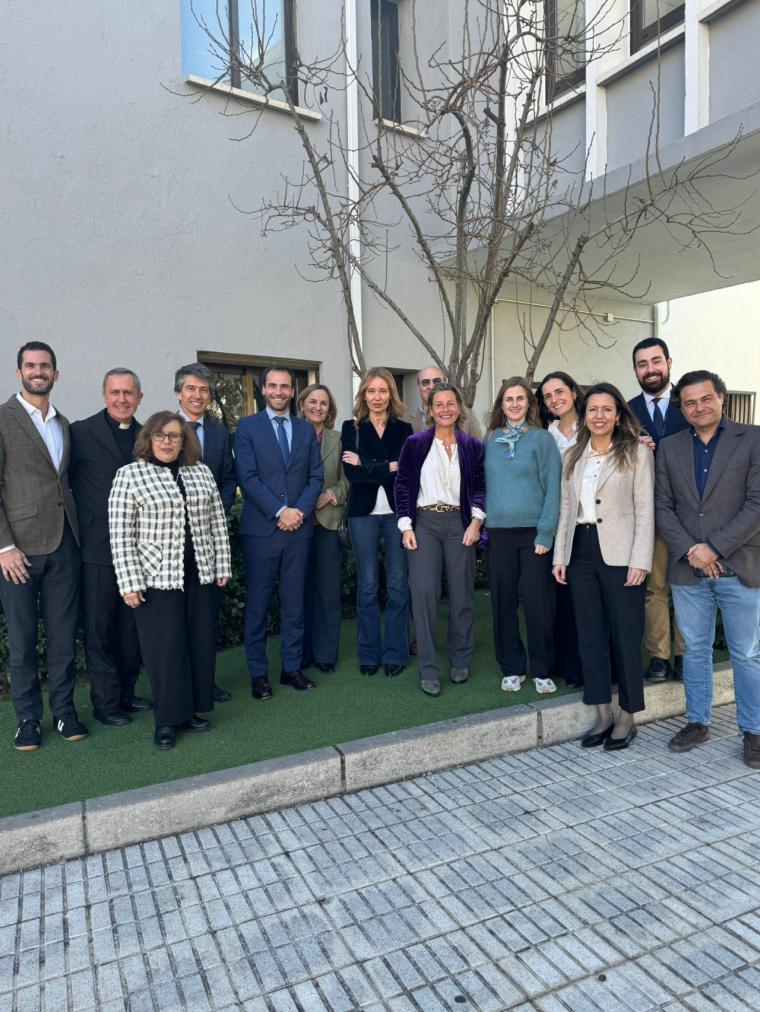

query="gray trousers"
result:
[407,510,476,681]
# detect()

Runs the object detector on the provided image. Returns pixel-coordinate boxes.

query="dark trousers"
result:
[488,526,555,678]
[0,522,80,722]
[133,567,217,726]
[407,511,476,681]
[554,582,584,686]
[242,532,311,678]
[303,525,343,667]
[567,525,645,713]
[81,562,141,712]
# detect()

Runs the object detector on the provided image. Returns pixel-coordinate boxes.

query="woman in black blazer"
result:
[341,368,413,676]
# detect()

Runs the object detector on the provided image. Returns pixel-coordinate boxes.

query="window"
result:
[545,0,586,102]
[726,391,756,425]
[630,0,684,54]
[182,0,298,102]
[371,0,401,122]
[198,353,318,433]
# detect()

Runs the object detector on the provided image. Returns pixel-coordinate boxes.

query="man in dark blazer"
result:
[175,362,237,701]
[235,366,323,699]
[0,342,87,750]
[69,368,152,726]
[655,369,760,769]
[628,337,690,683]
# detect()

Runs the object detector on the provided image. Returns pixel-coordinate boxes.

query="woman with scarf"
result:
[485,377,562,694]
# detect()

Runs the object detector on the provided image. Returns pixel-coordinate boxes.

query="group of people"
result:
[1,339,759,769]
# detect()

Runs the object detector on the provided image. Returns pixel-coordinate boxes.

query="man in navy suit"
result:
[628,337,690,683]
[175,362,237,701]
[235,366,323,699]
[70,368,153,726]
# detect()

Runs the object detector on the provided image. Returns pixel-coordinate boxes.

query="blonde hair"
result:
[296,383,337,429]
[352,367,406,424]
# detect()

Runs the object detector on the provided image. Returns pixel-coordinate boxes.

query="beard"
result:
[639,369,670,394]
[21,376,55,396]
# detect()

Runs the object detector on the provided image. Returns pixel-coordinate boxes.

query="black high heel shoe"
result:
[604,724,638,751]
[580,722,614,748]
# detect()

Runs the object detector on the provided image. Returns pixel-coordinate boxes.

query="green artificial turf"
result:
[1,591,728,819]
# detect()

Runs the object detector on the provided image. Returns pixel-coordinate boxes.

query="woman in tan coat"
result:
[553,383,654,750]
[298,384,349,672]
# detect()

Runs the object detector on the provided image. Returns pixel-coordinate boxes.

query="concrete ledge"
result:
[337,705,538,792]
[84,747,341,853]
[0,803,85,875]
[0,665,736,872]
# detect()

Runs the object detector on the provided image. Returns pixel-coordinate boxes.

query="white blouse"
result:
[398,439,486,531]
[576,448,609,524]
[548,418,578,450]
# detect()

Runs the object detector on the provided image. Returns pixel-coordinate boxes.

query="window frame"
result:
[371,0,402,124]
[630,0,685,54]
[544,0,586,104]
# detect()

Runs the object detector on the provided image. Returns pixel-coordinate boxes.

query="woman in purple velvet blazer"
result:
[395,383,486,697]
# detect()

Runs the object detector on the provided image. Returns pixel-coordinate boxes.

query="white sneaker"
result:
[501,675,525,692]
[534,677,557,694]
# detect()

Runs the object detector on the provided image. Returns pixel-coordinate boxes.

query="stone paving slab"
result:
[2,704,758,1011]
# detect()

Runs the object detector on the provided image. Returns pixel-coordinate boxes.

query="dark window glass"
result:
[371,0,401,122]
[545,0,586,102]
[630,0,684,54]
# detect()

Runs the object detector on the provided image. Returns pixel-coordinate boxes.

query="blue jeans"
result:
[349,514,409,666]
[672,577,760,733]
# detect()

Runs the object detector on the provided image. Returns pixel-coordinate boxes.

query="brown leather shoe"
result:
[743,732,760,770]
[280,669,316,691]
[668,722,709,752]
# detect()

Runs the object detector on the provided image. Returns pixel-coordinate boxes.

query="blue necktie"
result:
[652,398,665,440]
[275,416,290,465]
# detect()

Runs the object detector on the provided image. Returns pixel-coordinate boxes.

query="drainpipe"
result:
[345,0,363,395]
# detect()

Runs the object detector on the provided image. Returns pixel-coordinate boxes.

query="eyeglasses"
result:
[419,378,444,387]
[152,432,182,443]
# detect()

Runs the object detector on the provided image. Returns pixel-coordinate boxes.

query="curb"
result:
[0,663,735,875]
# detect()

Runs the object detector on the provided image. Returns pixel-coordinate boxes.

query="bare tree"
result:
[185,0,754,403]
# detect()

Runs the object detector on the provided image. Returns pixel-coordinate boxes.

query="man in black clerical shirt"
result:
[69,368,153,725]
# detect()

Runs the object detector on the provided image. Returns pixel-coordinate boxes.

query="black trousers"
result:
[81,562,141,712]
[553,582,584,686]
[567,525,645,713]
[488,527,556,678]
[133,563,218,726]
[303,525,343,667]
[0,522,80,722]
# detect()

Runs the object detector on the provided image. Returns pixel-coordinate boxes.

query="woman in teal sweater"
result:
[485,377,562,693]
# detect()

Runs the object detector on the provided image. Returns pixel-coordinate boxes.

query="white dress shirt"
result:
[643,385,672,421]
[16,392,63,471]
[576,448,609,524]
[179,409,205,454]
[548,419,578,450]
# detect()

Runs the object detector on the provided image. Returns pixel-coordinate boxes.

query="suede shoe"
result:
[743,732,760,770]
[645,656,669,682]
[154,725,175,750]
[54,714,88,742]
[668,722,709,752]
[450,668,469,684]
[251,677,273,700]
[420,680,441,697]
[280,669,316,691]
[13,719,41,752]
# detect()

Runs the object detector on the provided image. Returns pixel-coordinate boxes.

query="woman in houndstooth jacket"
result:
[108,411,232,750]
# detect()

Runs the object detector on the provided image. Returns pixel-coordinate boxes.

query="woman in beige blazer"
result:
[297,384,349,672]
[553,383,654,751]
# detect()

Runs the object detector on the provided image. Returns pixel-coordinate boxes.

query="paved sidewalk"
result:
[2,705,759,1011]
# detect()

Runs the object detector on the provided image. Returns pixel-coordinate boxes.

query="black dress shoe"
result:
[251,677,273,700]
[213,684,232,703]
[360,665,379,676]
[384,663,404,678]
[604,724,638,751]
[580,722,614,748]
[315,662,335,673]
[672,655,684,681]
[179,715,210,732]
[93,709,132,727]
[280,669,316,691]
[122,696,153,713]
[154,725,175,750]
[644,656,670,682]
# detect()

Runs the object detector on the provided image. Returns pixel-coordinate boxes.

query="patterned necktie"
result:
[652,398,665,440]
[274,416,290,465]
[188,420,203,460]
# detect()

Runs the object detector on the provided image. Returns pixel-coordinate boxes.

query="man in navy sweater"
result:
[628,337,690,682]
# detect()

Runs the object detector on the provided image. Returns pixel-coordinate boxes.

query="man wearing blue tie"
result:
[628,338,690,683]
[235,366,324,700]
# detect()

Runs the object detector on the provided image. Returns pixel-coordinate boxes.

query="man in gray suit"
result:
[0,342,87,751]
[655,369,760,769]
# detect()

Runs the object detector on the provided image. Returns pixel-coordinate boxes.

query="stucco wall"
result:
[710,0,760,124]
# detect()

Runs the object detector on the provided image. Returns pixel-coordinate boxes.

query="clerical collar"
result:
[105,411,134,432]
